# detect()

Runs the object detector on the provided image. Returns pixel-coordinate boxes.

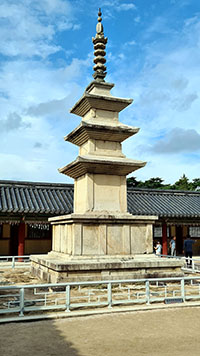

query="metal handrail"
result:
[159,254,200,272]
[1,275,200,322]
[0,255,30,269]
[1,254,200,269]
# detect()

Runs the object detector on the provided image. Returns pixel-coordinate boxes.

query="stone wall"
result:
[50,213,156,257]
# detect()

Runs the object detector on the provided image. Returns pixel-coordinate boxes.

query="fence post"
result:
[192,260,195,271]
[19,288,25,317]
[181,279,185,302]
[12,256,15,269]
[107,282,112,308]
[145,280,150,305]
[65,285,71,312]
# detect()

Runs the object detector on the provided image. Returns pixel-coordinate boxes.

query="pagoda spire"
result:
[92,8,107,82]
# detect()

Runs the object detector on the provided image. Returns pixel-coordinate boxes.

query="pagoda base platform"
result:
[31,212,183,282]
[31,254,184,283]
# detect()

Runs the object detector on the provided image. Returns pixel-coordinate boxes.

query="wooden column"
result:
[18,221,26,258]
[162,222,168,255]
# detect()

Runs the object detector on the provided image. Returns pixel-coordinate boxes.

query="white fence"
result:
[0,255,30,269]
[1,254,200,271]
[160,254,200,272]
[1,276,200,323]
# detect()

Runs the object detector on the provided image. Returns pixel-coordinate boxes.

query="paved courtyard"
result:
[0,307,200,356]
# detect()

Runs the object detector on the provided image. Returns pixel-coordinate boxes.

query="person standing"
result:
[154,241,162,256]
[183,236,195,267]
[170,236,176,256]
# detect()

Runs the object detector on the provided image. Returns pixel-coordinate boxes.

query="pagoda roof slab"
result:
[64,121,139,146]
[70,93,133,117]
[59,155,146,179]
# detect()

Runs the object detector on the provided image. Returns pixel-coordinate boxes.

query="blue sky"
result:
[1,0,200,185]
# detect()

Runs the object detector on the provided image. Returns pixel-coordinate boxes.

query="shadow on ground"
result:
[0,319,82,356]
[1,307,200,356]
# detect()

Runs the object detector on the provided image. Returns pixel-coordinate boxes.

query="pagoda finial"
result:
[92,8,107,82]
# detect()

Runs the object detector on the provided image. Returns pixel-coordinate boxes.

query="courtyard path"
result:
[0,307,200,356]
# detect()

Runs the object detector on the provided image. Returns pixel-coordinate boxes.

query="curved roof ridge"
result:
[127,187,200,195]
[0,180,74,189]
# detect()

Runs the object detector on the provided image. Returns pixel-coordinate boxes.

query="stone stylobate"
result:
[92,8,107,82]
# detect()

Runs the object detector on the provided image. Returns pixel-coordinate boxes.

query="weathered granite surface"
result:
[48,213,156,256]
[31,254,184,283]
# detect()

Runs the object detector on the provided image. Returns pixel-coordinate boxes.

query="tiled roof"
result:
[0,180,73,216]
[1,180,200,219]
[127,188,200,218]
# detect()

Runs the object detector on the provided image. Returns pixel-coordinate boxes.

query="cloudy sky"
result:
[1,0,200,185]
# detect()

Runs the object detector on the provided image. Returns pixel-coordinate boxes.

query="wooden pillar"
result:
[18,221,26,258]
[162,222,168,255]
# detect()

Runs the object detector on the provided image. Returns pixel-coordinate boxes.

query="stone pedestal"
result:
[49,213,155,256]
[31,213,184,283]
[31,254,184,283]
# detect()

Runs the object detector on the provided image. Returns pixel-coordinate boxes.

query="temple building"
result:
[1,180,200,257]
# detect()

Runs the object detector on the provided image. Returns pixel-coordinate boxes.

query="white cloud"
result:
[26,97,71,117]
[150,128,200,154]
[115,15,200,183]
[0,12,90,183]
[134,16,140,23]
[0,113,31,133]
[144,16,177,37]
[1,1,200,186]
[116,3,136,11]
[124,40,136,47]
[0,0,78,58]
[102,1,136,15]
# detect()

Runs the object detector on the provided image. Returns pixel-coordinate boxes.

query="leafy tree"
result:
[127,174,200,191]
[142,177,164,189]
[127,176,165,189]
[127,176,141,187]
[191,178,200,191]
[172,174,192,191]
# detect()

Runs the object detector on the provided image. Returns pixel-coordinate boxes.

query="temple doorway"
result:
[10,224,18,255]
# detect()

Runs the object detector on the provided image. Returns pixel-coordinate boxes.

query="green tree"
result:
[127,174,200,191]
[191,178,200,191]
[127,176,141,187]
[140,177,164,189]
[172,174,192,191]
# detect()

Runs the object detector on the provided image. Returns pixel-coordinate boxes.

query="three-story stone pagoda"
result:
[31,10,183,282]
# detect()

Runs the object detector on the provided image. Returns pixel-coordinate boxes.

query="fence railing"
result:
[1,254,200,272]
[0,255,30,269]
[1,276,200,322]
[160,254,200,272]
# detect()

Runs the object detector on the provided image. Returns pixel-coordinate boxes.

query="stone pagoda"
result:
[31,10,183,282]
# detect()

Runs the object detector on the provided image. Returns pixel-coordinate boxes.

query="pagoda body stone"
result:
[61,80,145,216]
[31,10,183,282]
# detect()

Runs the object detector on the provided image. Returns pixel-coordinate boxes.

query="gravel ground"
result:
[0,268,40,285]
[0,307,200,356]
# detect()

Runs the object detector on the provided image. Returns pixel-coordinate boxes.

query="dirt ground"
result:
[0,307,200,356]
[0,268,41,285]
